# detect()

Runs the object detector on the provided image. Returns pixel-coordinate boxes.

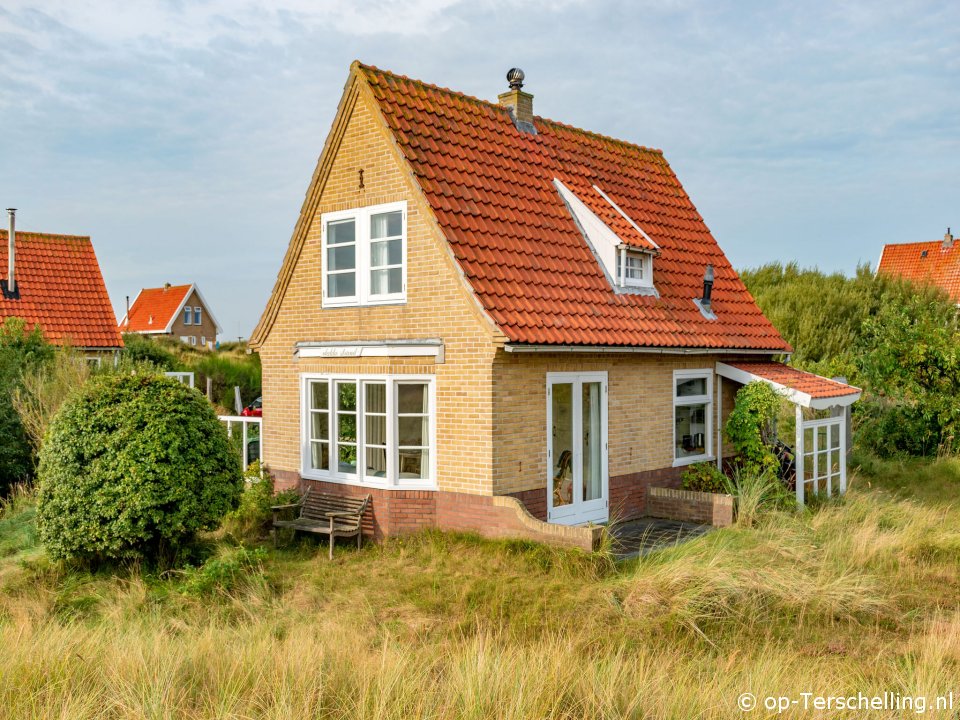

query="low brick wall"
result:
[647,486,734,527]
[271,469,601,551]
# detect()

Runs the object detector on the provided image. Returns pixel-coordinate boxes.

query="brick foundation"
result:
[271,469,600,550]
[647,486,734,527]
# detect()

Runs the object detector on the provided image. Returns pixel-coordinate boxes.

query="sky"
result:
[0,1,957,339]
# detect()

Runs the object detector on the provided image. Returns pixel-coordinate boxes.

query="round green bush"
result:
[36,373,243,563]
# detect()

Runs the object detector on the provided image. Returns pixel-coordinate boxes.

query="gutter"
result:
[503,343,786,356]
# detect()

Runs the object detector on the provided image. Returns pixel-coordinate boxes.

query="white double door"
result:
[546,372,609,525]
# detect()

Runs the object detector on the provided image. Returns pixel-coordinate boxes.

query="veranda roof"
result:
[716,362,861,410]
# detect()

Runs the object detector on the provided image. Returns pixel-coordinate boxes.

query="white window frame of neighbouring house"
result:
[299,373,436,491]
[673,369,714,466]
[321,200,407,308]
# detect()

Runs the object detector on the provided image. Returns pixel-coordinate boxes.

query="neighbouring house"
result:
[877,228,960,303]
[0,211,123,362]
[120,283,221,349]
[250,62,861,549]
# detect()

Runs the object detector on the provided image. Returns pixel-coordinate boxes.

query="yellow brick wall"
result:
[258,82,500,496]
[492,351,735,495]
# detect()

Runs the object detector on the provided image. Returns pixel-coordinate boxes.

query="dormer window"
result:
[616,247,653,289]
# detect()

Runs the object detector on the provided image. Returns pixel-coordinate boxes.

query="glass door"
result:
[547,373,608,525]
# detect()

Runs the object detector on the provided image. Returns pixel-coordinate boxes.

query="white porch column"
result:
[716,375,723,471]
[795,405,804,506]
[840,406,849,494]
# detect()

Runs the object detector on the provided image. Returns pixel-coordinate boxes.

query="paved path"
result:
[610,517,712,559]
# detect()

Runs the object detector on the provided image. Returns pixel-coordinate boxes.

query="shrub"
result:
[36,373,243,564]
[680,462,728,494]
[12,348,92,453]
[120,332,176,370]
[220,461,276,540]
[181,546,268,597]
[725,381,781,476]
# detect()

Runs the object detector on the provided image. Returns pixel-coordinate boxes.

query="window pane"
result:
[310,381,329,410]
[337,383,357,411]
[398,383,428,414]
[399,416,427,447]
[675,404,708,458]
[365,382,387,412]
[371,238,402,267]
[338,445,357,474]
[184,307,191,324]
[310,442,330,471]
[398,448,428,479]
[676,377,707,397]
[194,308,201,324]
[365,414,387,446]
[328,219,355,245]
[365,447,387,478]
[371,211,402,239]
[369,267,403,296]
[338,414,357,442]
[310,412,329,441]
[328,273,356,298]
[327,245,356,271]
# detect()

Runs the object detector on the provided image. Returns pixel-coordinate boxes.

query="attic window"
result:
[615,247,653,289]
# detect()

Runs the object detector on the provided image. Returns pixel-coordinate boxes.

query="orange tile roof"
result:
[359,64,790,351]
[0,230,122,349]
[877,240,960,302]
[725,362,860,400]
[123,284,192,332]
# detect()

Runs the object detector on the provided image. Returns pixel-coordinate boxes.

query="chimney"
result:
[702,265,715,308]
[944,227,954,249]
[498,68,536,135]
[3,208,17,300]
[164,282,171,290]
[125,295,130,329]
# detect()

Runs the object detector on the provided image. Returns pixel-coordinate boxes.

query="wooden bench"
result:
[271,487,371,559]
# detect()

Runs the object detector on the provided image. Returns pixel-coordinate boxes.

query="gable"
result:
[0,230,122,348]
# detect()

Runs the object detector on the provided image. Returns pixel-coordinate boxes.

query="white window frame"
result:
[321,201,407,308]
[672,369,714,467]
[194,306,202,325]
[201,336,207,347]
[190,336,197,346]
[616,247,654,290]
[299,373,436,490]
[183,306,193,325]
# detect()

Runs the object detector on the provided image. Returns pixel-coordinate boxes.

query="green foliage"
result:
[855,293,960,457]
[220,461,276,540]
[36,373,243,564]
[180,546,268,596]
[680,462,728,494]
[721,468,794,527]
[725,381,781,475]
[120,332,176,369]
[0,318,54,489]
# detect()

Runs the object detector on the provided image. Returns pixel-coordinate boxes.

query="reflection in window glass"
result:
[336,382,357,475]
[397,383,430,480]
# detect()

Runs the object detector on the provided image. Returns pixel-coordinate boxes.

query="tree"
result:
[36,373,243,563]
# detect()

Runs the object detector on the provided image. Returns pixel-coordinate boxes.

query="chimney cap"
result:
[506,68,525,90]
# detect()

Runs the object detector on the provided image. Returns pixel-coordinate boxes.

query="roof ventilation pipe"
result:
[4,208,16,299]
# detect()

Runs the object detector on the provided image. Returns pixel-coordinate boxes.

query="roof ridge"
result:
[0,229,91,241]
[357,62,664,157]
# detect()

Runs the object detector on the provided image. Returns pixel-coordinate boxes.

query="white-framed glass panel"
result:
[673,370,713,465]
[194,307,202,325]
[321,201,406,307]
[300,374,434,489]
[396,382,431,483]
[335,381,358,477]
[307,380,330,472]
[183,306,192,325]
[190,336,196,346]
[615,250,653,289]
[201,336,206,346]
[325,218,357,302]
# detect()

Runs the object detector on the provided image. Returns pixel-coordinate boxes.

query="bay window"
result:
[322,201,406,307]
[673,370,713,465]
[302,374,434,488]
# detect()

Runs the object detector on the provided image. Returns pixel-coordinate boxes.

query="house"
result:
[0,211,123,360]
[877,229,960,303]
[250,63,860,548]
[121,283,221,349]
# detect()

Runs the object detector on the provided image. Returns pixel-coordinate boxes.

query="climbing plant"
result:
[725,381,781,476]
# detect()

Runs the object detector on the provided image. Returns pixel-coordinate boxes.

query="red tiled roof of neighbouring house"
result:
[877,236,960,302]
[355,64,790,351]
[122,284,193,332]
[723,362,860,400]
[0,230,122,348]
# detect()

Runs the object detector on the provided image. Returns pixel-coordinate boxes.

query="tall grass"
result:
[2,461,960,718]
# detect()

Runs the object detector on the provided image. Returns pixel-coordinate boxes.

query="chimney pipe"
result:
[125,295,130,329]
[6,208,15,295]
[702,264,715,307]
[498,68,536,135]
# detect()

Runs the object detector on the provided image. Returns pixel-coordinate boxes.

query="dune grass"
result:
[2,460,960,718]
